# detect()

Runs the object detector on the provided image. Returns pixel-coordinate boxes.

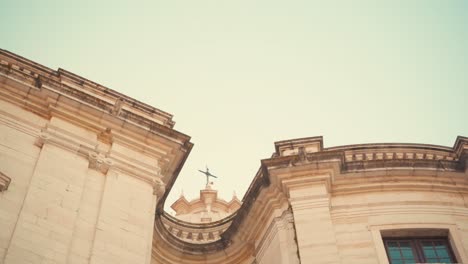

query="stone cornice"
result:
[0,50,175,126]
[35,123,163,184]
[0,50,191,145]
[274,136,323,157]
[331,201,468,219]
[0,49,193,200]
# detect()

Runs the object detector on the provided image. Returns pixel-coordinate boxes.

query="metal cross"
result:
[198,166,218,186]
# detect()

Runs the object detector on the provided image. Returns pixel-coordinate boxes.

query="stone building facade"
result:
[1,49,467,264]
[0,49,192,264]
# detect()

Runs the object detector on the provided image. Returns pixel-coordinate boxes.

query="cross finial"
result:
[198,166,218,187]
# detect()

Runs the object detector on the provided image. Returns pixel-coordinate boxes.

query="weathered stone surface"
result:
[0,49,192,264]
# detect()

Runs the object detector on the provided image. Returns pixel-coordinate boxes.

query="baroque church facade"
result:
[0,49,467,264]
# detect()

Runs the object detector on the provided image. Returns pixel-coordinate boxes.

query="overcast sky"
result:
[2,0,467,211]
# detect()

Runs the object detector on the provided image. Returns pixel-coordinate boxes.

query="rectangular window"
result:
[384,237,456,263]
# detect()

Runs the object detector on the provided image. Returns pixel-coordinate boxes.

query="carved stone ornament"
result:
[88,151,113,174]
[112,98,124,116]
[0,172,11,192]
[36,131,51,147]
[153,179,166,197]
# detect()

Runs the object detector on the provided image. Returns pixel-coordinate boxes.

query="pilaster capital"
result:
[88,151,113,174]
[36,131,51,147]
[35,124,96,155]
[287,181,331,211]
[272,169,333,202]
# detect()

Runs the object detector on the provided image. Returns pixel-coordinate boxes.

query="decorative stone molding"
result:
[97,127,113,144]
[275,136,322,157]
[35,123,165,185]
[0,51,176,130]
[156,211,236,250]
[332,201,468,220]
[153,178,166,197]
[112,98,124,116]
[170,187,242,219]
[88,151,113,174]
[36,130,51,148]
[0,172,11,191]
[161,213,232,244]
[35,125,96,155]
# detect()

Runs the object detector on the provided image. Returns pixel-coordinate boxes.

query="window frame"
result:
[383,236,457,263]
[369,224,468,264]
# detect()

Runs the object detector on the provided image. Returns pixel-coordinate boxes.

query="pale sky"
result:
[1,0,467,211]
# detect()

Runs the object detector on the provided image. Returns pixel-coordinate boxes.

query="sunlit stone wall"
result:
[0,50,191,264]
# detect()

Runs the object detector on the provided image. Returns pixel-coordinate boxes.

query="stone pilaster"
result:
[255,210,299,264]
[288,182,339,264]
[4,133,91,264]
[88,165,163,264]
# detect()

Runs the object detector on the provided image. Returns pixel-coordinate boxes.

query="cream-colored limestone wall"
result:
[283,178,468,264]
[255,211,299,264]
[4,142,91,264]
[331,190,468,264]
[2,113,104,264]
[0,102,160,264]
[0,101,45,263]
[68,169,105,264]
[289,182,340,264]
[0,50,193,264]
[89,169,156,264]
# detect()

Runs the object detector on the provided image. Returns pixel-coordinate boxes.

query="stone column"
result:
[288,182,339,264]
